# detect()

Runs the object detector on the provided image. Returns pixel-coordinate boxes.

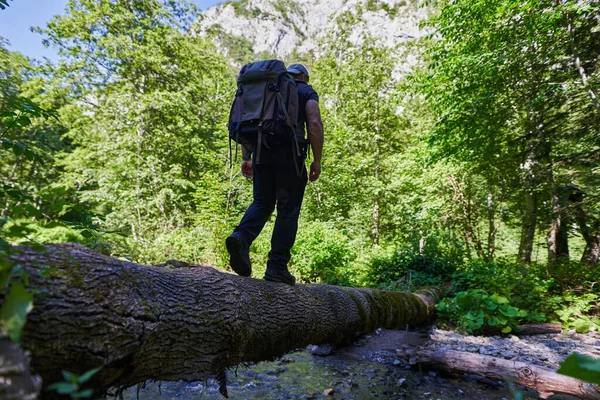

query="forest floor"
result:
[121,327,600,400]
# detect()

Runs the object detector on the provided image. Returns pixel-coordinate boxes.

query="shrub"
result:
[451,257,555,311]
[436,289,545,335]
[290,221,354,285]
[364,235,463,288]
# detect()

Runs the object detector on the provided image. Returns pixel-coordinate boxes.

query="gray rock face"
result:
[194,0,429,62]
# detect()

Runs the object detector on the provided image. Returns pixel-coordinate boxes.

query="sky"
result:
[0,0,221,62]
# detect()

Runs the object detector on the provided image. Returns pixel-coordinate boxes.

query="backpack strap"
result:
[256,123,263,164]
[275,90,301,157]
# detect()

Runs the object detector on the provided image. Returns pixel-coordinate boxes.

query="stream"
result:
[121,330,542,400]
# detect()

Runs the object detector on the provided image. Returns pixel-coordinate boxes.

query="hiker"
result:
[226,62,324,286]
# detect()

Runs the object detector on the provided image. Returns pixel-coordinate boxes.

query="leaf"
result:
[47,382,78,395]
[0,282,34,342]
[505,306,519,317]
[483,299,497,311]
[558,353,600,385]
[490,294,509,304]
[73,388,94,398]
[80,230,94,239]
[11,142,24,156]
[77,366,102,384]
[6,190,22,200]
[23,148,36,161]
[1,138,13,150]
[62,370,79,384]
[501,326,512,333]
[574,318,593,334]
[16,115,32,127]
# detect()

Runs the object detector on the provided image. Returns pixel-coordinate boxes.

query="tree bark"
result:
[407,347,600,400]
[8,243,441,395]
[486,185,497,260]
[515,323,562,336]
[569,189,600,268]
[518,188,537,265]
[547,186,570,276]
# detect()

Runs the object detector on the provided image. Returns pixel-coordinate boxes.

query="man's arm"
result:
[241,144,252,179]
[305,99,324,181]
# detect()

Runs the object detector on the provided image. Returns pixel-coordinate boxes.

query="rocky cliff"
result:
[193,0,429,64]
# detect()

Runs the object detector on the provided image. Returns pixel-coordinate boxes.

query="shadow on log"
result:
[7,243,441,395]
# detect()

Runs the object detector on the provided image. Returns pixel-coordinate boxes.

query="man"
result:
[226,63,324,286]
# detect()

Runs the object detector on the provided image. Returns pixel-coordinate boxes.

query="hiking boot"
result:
[264,267,296,286]
[226,232,251,277]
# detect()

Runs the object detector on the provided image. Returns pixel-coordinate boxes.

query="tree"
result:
[38,0,236,261]
[309,10,409,245]
[419,0,600,273]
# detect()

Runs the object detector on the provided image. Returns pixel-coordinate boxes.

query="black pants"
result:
[234,147,307,269]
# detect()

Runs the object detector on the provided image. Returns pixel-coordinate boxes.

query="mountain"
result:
[193,0,430,65]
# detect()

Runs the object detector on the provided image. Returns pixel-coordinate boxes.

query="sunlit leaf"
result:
[0,283,34,342]
[77,366,102,384]
[47,382,78,395]
[558,353,600,385]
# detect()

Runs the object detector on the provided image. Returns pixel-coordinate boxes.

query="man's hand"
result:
[309,161,321,182]
[241,160,252,179]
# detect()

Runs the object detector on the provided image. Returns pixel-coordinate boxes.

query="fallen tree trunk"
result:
[8,243,441,394]
[516,323,563,335]
[408,347,600,399]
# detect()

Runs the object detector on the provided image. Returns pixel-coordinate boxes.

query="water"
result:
[121,331,537,400]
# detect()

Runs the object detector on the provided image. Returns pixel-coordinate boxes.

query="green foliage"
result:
[436,289,544,334]
[452,258,555,310]
[546,293,600,333]
[47,367,102,399]
[0,68,56,343]
[290,222,354,285]
[0,281,34,342]
[558,353,600,385]
[38,0,235,256]
[364,234,464,288]
[0,0,12,10]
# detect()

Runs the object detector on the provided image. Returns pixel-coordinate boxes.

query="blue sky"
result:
[0,0,221,61]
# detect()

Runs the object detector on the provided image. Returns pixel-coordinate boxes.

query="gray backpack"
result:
[228,60,300,164]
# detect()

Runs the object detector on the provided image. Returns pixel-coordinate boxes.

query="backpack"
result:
[228,59,300,165]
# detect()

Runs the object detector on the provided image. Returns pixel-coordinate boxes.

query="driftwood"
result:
[516,323,563,335]
[405,347,600,399]
[5,243,441,395]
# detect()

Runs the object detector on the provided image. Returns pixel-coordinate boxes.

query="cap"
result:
[287,63,309,78]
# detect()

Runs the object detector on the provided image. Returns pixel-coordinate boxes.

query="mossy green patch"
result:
[346,289,367,330]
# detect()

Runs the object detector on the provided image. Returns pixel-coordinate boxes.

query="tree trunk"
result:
[8,243,441,395]
[406,347,600,400]
[569,189,600,268]
[486,185,497,260]
[518,109,547,266]
[518,188,537,264]
[547,186,570,276]
[581,232,600,268]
